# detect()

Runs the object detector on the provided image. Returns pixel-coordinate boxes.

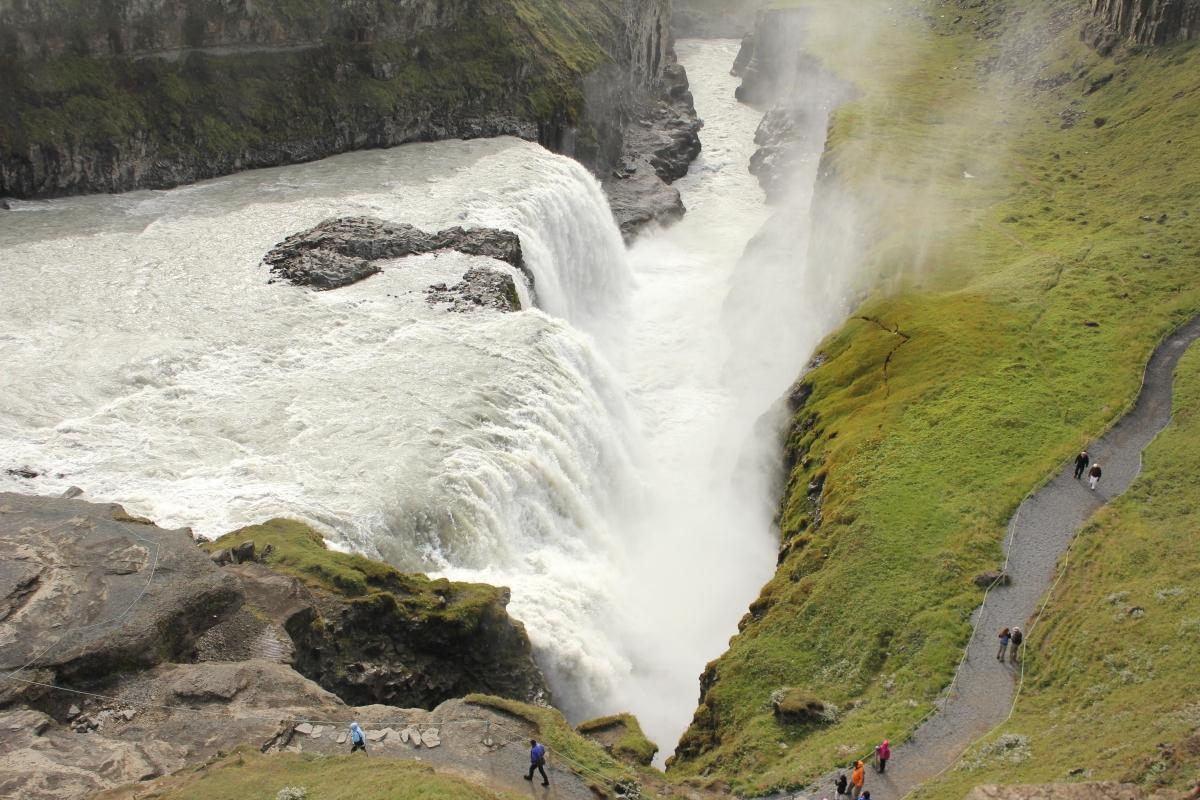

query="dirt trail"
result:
[764,316,1200,800]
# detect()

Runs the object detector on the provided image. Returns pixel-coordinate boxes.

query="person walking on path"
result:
[850,760,865,800]
[874,739,891,772]
[1009,627,1024,663]
[997,627,1011,661]
[1089,463,1103,490]
[349,721,367,754]
[1074,450,1090,480]
[525,739,550,787]
[835,771,849,800]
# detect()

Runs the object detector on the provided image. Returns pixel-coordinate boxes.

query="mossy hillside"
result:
[578,713,661,766]
[204,518,502,626]
[94,748,520,800]
[0,0,636,195]
[916,345,1200,796]
[670,0,1200,793]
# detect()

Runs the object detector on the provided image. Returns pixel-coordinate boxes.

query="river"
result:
[0,40,822,757]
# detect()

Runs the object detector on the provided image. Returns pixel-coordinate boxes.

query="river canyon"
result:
[0,39,847,760]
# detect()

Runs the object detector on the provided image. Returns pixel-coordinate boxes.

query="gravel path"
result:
[763,316,1200,800]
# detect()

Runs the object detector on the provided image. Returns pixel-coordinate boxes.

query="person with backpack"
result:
[997,627,1011,661]
[1089,463,1103,490]
[525,739,549,786]
[835,771,850,800]
[349,721,367,754]
[850,760,865,800]
[1010,627,1024,663]
[874,739,891,772]
[1074,451,1090,480]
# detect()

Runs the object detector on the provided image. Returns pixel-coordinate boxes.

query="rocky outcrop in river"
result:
[263,216,528,298]
[1091,0,1200,44]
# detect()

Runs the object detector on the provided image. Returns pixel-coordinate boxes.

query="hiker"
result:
[1074,450,1090,479]
[850,760,865,800]
[525,738,549,787]
[349,721,366,754]
[875,739,891,772]
[1010,627,1024,663]
[1089,463,1103,490]
[997,627,1011,661]
[835,771,850,800]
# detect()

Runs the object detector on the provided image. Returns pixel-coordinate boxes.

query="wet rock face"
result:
[286,581,549,711]
[262,216,527,291]
[1091,0,1200,45]
[0,493,241,702]
[603,60,704,239]
[427,267,523,313]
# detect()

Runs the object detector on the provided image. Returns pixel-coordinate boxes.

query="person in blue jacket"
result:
[349,721,367,754]
[524,738,549,786]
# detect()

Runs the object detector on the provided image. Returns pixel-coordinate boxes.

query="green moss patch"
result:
[578,713,660,766]
[204,518,502,625]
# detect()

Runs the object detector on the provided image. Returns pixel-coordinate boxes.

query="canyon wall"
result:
[0,0,680,199]
[1091,0,1200,44]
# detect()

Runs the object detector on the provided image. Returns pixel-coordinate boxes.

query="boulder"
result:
[263,217,528,291]
[770,688,834,725]
[974,571,1012,589]
[426,266,523,312]
[0,493,241,700]
[232,540,257,564]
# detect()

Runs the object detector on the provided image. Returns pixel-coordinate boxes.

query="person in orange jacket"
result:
[850,760,866,800]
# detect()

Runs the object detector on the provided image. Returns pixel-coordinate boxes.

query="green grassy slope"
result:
[916,346,1200,797]
[669,0,1200,793]
[95,750,521,800]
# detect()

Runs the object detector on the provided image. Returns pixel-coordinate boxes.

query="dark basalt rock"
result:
[262,216,527,291]
[427,267,523,313]
[1091,0,1200,45]
[603,60,703,239]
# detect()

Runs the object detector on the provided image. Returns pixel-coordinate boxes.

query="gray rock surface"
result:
[262,217,527,291]
[1091,0,1200,45]
[603,61,704,239]
[0,493,240,701]
[426,267,523,313]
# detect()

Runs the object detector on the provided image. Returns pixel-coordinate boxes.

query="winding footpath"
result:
[772,316,1200,800]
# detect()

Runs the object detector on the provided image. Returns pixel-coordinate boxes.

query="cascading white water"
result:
[0,139,643,710]
[0,39,846,759]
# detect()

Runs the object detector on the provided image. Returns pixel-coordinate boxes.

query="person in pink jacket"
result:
[874,739,891,772]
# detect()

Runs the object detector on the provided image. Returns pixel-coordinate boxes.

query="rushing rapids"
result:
[0,40,842,753]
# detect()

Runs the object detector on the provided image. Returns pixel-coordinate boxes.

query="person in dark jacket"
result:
[1074,450,1090,480]
[1010,627,1024,663]
[525,739,549,786]
[835,771,849,800]
[1089,463,1103,491]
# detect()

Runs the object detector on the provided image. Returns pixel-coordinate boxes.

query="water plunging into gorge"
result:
[0,40,841,755]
